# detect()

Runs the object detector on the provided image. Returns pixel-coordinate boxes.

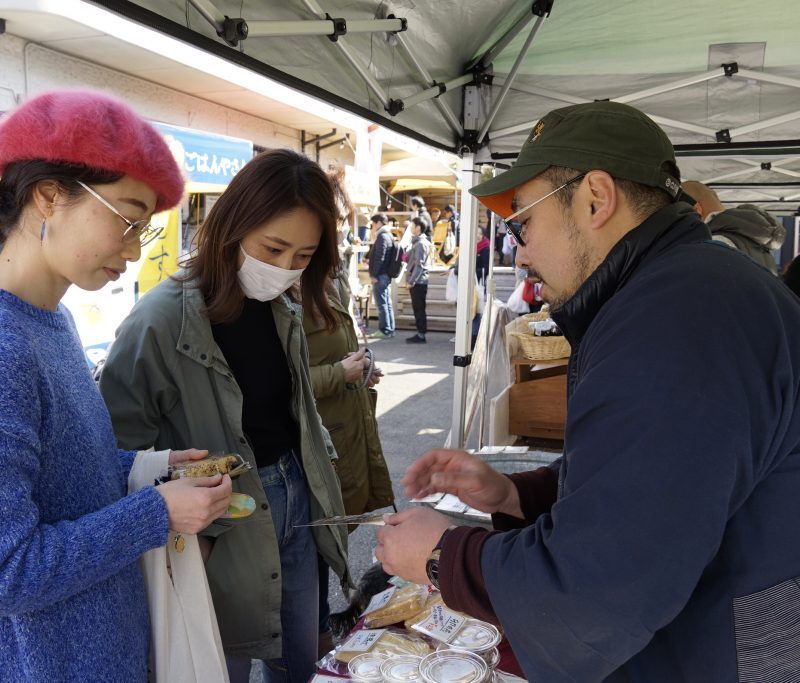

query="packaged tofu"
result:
[334,629,433,664]
[362,584,429,628]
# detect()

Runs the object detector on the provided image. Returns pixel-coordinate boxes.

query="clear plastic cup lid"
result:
[380,655,423,682]
[420,651,489,683]
[436,644,500,670]
[449,620,501,653]
[348,653,388,682]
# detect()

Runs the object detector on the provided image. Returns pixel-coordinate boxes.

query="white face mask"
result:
[237,245,305,301]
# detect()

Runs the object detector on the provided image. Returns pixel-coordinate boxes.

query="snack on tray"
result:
[169,453,248,479]
[403,592,445,630]
[334,629,433,663]
[363,584,429,628]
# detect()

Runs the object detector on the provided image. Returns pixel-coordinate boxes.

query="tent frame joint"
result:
[386,99,404,116]
[459,129,481,155]
[385,14,408,34]
[324,13,347,42]
[453,354,473,368]
[531,0,555,17]
[723,62,739,77]
[716,128,732,143]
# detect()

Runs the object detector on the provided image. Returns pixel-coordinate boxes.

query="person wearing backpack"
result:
[405,217,432,344]
[367,213,396,338]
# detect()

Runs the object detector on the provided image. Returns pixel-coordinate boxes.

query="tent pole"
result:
[395,74,474,112]
[300,0,390,109]
[477,204,498,449]
[466,8,537,71]
[451,154,479,449]
[478,15,549,144]
[393,32,464,136]
[246,18,406,37]
[731,111,800,139]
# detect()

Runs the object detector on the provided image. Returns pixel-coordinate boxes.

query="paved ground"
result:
[326,329,459,613]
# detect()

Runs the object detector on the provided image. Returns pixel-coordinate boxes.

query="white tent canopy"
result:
[78,0,800,443]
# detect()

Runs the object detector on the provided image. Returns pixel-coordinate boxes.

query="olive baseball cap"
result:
[471,101,681,218]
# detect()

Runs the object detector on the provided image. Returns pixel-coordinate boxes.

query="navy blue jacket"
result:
[446,204,800,681]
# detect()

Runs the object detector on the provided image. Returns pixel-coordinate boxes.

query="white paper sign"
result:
[434,494,469,514]
[362,586,396,615]
[339,629,387,653]
[412,604,467,643]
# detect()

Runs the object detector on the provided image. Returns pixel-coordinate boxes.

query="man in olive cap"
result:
[377,101,800,681]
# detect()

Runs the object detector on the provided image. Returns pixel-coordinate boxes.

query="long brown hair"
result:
[180,149,338,328]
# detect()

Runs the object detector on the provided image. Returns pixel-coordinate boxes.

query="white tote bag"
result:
[128,451,229,683]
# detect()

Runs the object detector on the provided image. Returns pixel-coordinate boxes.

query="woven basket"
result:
[509,311,570,361]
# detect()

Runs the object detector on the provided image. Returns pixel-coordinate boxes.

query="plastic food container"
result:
[169,452,250,479]
[348,653,388,682]
[437,643,499,671]
[419,650,490,683]
[380,655,423,683]
[447,620,501,664]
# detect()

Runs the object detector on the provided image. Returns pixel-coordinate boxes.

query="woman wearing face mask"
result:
[100,149,350,683]
[0,90,232,681]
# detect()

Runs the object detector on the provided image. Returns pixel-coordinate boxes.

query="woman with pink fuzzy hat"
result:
[0,90,232,680]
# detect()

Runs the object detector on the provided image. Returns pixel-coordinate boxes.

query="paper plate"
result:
[221,492,256,519]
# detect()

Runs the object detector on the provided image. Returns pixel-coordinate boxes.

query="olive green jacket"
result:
[99,277,349,660]
[304,278,395,515]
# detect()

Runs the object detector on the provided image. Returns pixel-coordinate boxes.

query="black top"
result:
[212,298,298,468]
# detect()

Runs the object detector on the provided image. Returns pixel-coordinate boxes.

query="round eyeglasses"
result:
[504,173,586,247]
[76,180,163,247]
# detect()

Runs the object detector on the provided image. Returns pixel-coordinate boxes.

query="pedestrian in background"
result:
[0,89,231,681]
[405,216,431,344]
[411,195,433,239]
[100,149,350,683]
[367,213,396,338]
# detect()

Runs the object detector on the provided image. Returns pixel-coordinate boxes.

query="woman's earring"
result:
[40,218,46,242]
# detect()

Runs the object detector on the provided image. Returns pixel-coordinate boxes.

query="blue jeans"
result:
[226,450,319,683]
[372,273,394,334]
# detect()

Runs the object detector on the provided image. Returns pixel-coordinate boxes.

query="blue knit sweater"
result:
[0,290,169,682]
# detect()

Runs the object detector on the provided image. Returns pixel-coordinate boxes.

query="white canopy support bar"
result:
[737,69,800,90]
[400,74,474,111]
[647,114,716,138]
[500,78,587,105]
[488,82,715,141]
[393,31,464,136]
[451,155,479,449]
[300,0,390,109]
[730,110,800,139]
[490,119,540,140]
[613,67,727,104]
[187,0,225,31]
[246,18,405,37]
[478,14,549,144]
[467,6,537,71]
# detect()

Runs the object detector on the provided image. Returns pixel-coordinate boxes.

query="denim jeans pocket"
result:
[733,576,800,682]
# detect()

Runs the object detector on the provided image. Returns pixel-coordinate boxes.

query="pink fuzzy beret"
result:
[0,89,184,212]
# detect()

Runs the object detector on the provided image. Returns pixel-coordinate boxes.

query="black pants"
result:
[410,282,428,334]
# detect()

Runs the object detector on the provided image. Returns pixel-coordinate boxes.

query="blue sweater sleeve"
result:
[118,448,139,483]
[0,431,168,616]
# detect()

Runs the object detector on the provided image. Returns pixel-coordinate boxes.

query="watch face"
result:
[426,558,440,588]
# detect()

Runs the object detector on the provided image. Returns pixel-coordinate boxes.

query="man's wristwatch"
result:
[425,527,455,590]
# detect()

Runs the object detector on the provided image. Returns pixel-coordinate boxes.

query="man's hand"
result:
[402,449,522,518]
[371,278,378,284]
[168,448,208,466]
[375,507,453,585]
